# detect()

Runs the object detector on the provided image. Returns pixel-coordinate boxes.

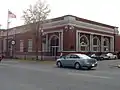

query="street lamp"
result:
[11,40,16,58]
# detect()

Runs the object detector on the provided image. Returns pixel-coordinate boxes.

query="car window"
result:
[101,54,107,56]
[80,55,91,59]
[70,55,80,59]
[60,56,65,58]
[65,54,71,58]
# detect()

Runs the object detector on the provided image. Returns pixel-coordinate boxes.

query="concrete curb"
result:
[12,59,56,64]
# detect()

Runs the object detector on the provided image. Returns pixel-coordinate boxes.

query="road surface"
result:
[0,60,120,90]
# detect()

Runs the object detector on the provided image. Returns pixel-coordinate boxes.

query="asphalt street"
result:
[0,59,120,90]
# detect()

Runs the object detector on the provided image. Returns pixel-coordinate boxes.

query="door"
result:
[50,46,59,56]
[50,35,59,56]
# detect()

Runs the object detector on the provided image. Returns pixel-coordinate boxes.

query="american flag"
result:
[8,10,16,18]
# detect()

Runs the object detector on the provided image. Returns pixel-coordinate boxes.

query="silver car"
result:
[56,54,97,70]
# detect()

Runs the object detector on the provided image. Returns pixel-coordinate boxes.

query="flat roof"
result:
[64,15,118,29]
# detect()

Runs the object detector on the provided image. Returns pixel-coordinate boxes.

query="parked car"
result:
[100,54,110,60]
[106,53,117,60]
[90,54,103,61]
[56,54,97,70]
[117,52,120,59]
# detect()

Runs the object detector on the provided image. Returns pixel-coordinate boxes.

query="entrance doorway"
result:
[50,35,59,56]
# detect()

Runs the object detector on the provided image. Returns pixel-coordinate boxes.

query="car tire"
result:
[74,63,81,70]
[115,56,117,60]
[56,61,62,68]
[101,58,104,61]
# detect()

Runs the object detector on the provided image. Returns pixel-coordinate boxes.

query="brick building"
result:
[0,15,119,59]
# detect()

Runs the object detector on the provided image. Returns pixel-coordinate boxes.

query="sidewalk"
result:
[2,59,56,65]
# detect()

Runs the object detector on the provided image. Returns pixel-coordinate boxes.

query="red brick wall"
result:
[115,35,120,52]
[63,28,76,51]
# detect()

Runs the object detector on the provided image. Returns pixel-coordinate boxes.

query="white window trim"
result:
[20,40,24,52]
[79,35,89,52]
[28,39,33,52]
[49,34,60,52]
[103,38,110,52]
[43,30,63,52]
[92,36,100,52]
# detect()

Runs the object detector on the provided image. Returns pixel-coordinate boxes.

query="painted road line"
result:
[68,72,112,79]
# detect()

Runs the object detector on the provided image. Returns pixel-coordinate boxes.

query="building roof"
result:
[0,15,118,32]
[63,15,118,29]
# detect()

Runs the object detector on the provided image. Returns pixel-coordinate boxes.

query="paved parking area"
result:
[0,59,120,90]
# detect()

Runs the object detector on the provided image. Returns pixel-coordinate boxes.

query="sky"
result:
[0,0,120,32]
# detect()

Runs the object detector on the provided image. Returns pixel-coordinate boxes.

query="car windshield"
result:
[60,56,65,58]
[107,53,113,55]
[91,54,96,56]
[80,55,91,59]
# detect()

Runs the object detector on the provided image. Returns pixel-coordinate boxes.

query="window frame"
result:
[28,39,33,52]
[79,35,89,52]
[20,40,24,52]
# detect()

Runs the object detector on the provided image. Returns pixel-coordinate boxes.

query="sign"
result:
[11,40,16,45]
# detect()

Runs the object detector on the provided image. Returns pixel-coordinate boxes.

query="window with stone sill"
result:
[20,40,24,52]
[80,35,89,52]
[93,46,100,52]
[81,46,87,51]
[93,37,100,52]
[28,39,32,52]
[103,38,109,51]
[104,47,109,52]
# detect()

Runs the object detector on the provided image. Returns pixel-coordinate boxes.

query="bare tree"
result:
[22,0,51,60]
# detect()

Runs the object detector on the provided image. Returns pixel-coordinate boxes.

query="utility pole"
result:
[6,21,10,57]
[0,24,1,29]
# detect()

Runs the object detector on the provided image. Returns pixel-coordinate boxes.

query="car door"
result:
[63,54,76,67]
[69,55,80,66]
[62,54,71,66]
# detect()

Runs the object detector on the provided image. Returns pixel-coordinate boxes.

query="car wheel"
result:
[74,63,81,70]
[115,56,117,60]
[56,61,62,68]
[101,58,103,61]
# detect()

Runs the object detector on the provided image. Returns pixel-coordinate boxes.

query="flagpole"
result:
[0,24,1,29]
[6,9,10,57]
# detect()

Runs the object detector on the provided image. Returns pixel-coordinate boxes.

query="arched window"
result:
[80,35,89,51]
[93,36,100,51]
[103,38,109,51]
[50,36,59,46]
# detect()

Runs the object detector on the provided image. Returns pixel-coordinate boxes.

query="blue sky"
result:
[0,0,119,31]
